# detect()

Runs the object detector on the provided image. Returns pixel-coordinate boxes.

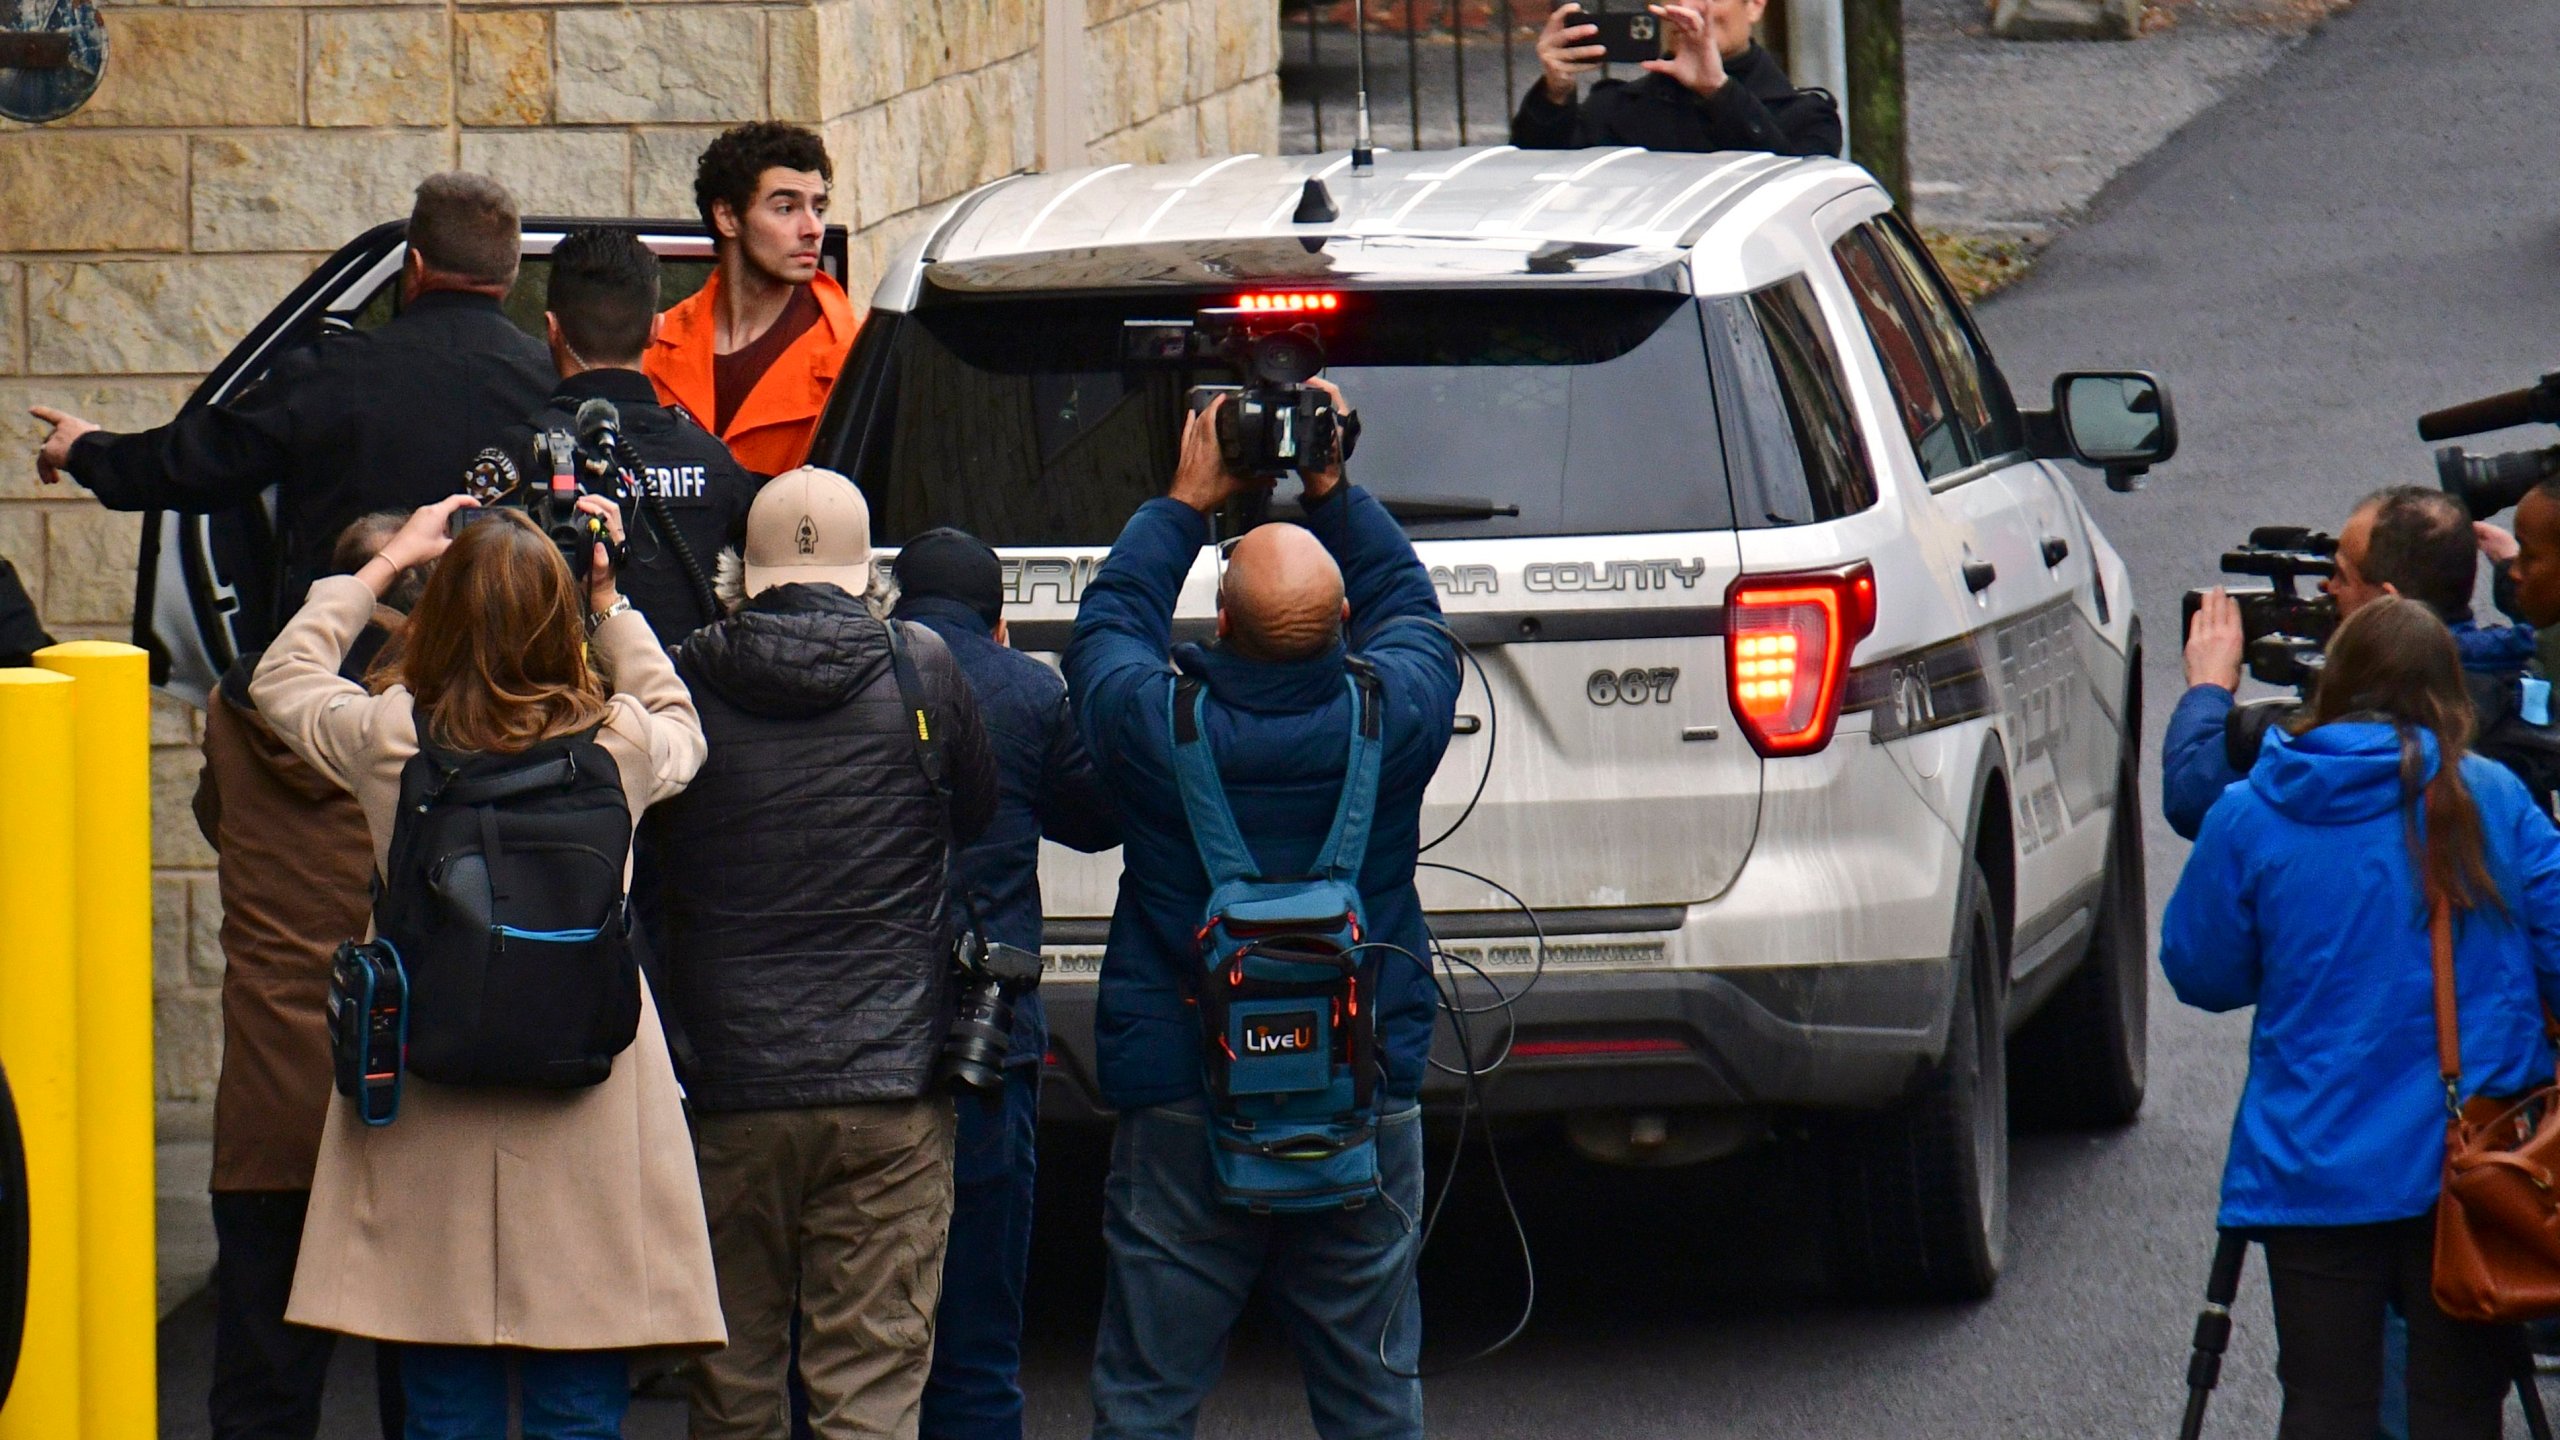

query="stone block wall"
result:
[0,0,1279,1111]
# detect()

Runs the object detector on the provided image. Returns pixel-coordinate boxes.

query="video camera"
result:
[1180,307,1361,480]
[460,398,631,579]
[2421,370,2560,519]
[2181,526,2340,691]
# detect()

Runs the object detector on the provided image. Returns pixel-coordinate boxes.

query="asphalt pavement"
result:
[155,0,2560,1433]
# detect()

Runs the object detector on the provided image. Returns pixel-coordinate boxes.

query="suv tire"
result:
[2010,686,2149,1129]
[1828,856,2008,1302]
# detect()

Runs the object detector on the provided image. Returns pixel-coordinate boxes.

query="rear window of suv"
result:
[815,290,1738,545]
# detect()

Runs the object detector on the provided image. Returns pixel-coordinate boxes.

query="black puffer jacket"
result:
[647,582,997,1112]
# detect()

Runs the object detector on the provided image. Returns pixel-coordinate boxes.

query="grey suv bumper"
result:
[1031,951,1957,1125]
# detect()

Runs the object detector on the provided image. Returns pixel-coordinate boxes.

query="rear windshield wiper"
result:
[1373,494,1521,522]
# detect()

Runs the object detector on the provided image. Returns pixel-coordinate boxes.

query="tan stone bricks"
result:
[633,126,721,219]
[44,503,141,626]
[152,874,191,994]
[0,381,196,502]
[309,10,454,128]
[0,134,187,252]
[0,261,20,376]
[151,746,216,870]
[456,11,553,127]
[0,508,42,604]
[769,5,823,122]
[65,11,300,130]
[154,991,221,1104]
[27,256,316,377]
[191,131,454,253]
[188,875,225,986]
[462,130,630,217]
[554,8,769,125]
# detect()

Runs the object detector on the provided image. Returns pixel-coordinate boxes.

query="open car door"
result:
[134,217,853,705]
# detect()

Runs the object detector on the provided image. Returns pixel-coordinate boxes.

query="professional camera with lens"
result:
[461,398,631,578]
[2181,525,2340,692]
[938,928,1044,1100]
[2420,370,2560,519]
[1183,309,1362,479]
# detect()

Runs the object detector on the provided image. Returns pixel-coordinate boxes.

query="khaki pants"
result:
[689,1099,957,1440]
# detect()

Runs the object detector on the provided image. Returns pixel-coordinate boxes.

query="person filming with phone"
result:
[1513,0,1842,158]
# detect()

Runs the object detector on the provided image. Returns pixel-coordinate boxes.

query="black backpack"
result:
[2469,671,2560,820]
[373,726,641,1089]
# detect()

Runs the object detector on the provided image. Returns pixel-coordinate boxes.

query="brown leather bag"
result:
[2428,898,2560,1322]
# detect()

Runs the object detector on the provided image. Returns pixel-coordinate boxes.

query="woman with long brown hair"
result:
[2164,596,2560,1439]
[250,494,723,1437]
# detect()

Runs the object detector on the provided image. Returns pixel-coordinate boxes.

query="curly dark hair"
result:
[693,122,832,238]
[546,226,659,366]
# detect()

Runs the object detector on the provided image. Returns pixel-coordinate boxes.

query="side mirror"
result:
[2025,370,2178,492]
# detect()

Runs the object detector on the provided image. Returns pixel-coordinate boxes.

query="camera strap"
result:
[881,615,952,843]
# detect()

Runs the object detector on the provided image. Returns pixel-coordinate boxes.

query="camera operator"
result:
[885,528,1119,1440]
[1064,383,1459,1440]
[1512,0,1842,158]
[32,174,552,614]
[2169,487,2545,839]
[472,226,756,645]
[2162,597,2560,1440]
[643,468,997,1440]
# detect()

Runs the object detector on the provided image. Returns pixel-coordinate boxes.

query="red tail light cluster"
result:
[1725,563,1877,757]
[1232,291,1341,314]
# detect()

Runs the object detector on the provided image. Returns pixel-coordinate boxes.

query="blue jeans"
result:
[922,1065,1041,1440]
[1090,1101,1424,1440]
[400,1346,628,1440]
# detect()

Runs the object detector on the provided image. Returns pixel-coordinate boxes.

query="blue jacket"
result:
[1063,487,1460,1110]
[2161,723,2560,1229]
[2161,615,2539,840]
[894,594,1121,1068]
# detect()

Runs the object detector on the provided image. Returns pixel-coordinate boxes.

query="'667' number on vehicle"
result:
[1589,667,1679,705]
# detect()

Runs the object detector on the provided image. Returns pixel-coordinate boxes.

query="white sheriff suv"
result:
[140,147,2169,1302]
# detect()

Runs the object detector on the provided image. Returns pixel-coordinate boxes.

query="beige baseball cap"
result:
[743,466,874,597]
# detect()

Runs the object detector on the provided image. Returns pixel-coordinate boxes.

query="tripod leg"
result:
[2179,1232,2252,1440]
[2519,1350,2554,1440]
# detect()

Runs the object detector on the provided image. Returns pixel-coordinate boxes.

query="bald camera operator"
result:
[2168,486,2549,839]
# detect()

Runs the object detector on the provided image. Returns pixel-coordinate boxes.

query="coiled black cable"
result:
[607,433,720,628]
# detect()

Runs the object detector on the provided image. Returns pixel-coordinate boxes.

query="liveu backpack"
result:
[1170,664,1387,1213]
[372,725,641,1090]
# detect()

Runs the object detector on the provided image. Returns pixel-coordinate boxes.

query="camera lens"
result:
[939,977,1015,1097]
[1249,330,1324,385]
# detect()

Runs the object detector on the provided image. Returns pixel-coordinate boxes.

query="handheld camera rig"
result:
[2181,526,2339,691]
[2422,370,2560,519]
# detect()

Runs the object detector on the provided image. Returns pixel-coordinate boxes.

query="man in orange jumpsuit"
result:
[647,123,859,477]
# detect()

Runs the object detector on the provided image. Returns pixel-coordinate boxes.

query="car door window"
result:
[1744,277,1877,520]
[1832,230,1966,480]
[1869,218,2022,462]
[347,256,717,338]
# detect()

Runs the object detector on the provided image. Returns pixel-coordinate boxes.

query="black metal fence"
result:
[1279,1,1547,156]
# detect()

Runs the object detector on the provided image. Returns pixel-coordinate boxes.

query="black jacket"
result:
[477,369,760,645]
[0,558,54,668]
[67,291,553,608]
[647,583,999,1112]
[1512,44,1842,158]
[894,596,1121,1068]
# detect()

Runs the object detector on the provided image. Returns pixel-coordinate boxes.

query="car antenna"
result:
[1351,0,1375,172]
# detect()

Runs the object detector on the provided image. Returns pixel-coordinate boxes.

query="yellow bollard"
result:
[37,643,155,1439]
[0,668,81,1440]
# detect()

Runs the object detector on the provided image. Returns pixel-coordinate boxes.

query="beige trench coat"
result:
[250,575,726,1352]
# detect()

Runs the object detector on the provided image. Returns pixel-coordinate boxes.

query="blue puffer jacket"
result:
[2161,615,2539,841]
[2161,723,2560,1229]
[1063,486,1460,1111]
[894,594,1122,1069]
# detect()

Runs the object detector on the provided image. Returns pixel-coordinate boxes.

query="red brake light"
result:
[1724,562,1877,757]
[1233,291,1341,314]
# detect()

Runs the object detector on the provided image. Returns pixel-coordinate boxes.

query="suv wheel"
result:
[1827,857,2008,1302]
[2009,702,2149,1128]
